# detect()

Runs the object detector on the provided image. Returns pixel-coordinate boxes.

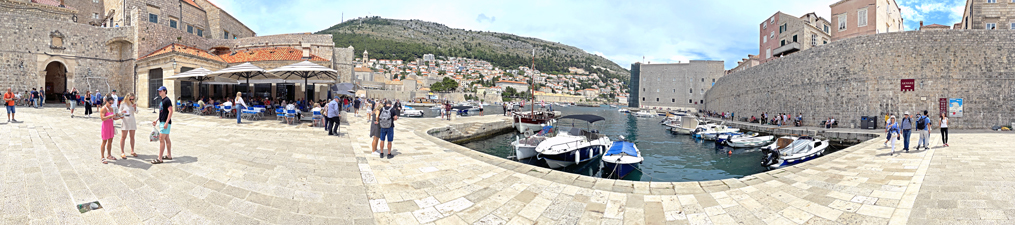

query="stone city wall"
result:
[0,0,75,22]
[234,33,334,59]
[0,9,135,94]
[137,18,211,58]
[704,30,1015,129]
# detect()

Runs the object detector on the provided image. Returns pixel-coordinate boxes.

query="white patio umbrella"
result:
[268,61,338,101]
[164,68,238,96]
[208,63,279,93]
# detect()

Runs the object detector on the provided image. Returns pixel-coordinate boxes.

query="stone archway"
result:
[44,61,67,103]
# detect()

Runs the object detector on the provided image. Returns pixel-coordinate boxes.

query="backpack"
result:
[378,106,394,128]
[916,116,928,130]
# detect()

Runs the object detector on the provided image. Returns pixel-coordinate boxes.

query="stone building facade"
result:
[958,0,1015,30]
[830,0,904,42]
[0,0,354,108]
[634,61,724,111]
[704,30,1015,129]
[759,12,832,64]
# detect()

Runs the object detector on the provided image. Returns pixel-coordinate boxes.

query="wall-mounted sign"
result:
[948,98,963,117]
[939,98,948,115]
[901,79,915,92]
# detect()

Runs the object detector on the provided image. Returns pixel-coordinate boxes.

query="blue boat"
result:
[602,140,643,179]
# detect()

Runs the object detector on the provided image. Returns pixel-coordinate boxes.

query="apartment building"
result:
[830,0,904,41]
[958,0,1015,30]
[759,12,832,64]
[726,54,759,75]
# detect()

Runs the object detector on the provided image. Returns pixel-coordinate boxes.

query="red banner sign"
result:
[901,79,915,92]
[939,98,947,115]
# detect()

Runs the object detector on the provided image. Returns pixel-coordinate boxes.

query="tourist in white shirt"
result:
[939,114,949,147]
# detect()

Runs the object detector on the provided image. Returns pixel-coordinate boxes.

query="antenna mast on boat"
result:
[530,48,535,116]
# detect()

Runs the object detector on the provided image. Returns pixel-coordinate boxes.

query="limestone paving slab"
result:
[6,107,1015,224]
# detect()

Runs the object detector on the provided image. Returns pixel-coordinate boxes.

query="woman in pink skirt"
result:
[99,96,120,164]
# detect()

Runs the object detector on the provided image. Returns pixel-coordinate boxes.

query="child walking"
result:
[99,96,120,164]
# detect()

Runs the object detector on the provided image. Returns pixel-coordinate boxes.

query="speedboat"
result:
[511,126,552,160]
[696,125,740,140]
[618,108,629,113]
[715,132,751,144]
[724,135,775,148]
[602,137,643,179]
[633,110,656,118]
[761,136,829,169]
[670,116,701,135]
[535,115,611,169]
[401,106,425,117]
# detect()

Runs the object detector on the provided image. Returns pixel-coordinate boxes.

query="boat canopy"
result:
[607,141,638,157]
[559,114,605,123]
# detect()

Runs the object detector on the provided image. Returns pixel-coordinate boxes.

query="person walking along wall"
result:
[375,100,399,159]
[234,92,247,124]
[916,110,932,150]
[326,96,340,136]
[99,96,121,164]
[83,91,93,118]
[887,116,899,155]
[939,114,949,147]
[4,88,17,122]
[151,86,174,164]
[369,99,381,154]
[900,112,913,152]
[119,93,138,158]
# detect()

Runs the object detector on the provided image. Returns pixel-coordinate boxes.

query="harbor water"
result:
[458,105,840,182]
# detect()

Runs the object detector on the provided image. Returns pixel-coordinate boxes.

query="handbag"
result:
[149,126,160,142]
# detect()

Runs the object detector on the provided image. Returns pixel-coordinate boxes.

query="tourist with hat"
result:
[900,111,913,152]
[887,116,900,155]
[151,86,173,164]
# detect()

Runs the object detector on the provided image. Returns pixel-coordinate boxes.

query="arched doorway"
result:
[44,62,67,103]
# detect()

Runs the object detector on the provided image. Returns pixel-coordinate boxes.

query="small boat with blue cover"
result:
[601,138,643,179]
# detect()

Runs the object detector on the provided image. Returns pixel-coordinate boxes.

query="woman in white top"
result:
[939,114,949,147]
[234,92,247,124]
[119,93,138,158]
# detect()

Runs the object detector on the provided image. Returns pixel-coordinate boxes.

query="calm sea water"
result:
[458,105,815,182]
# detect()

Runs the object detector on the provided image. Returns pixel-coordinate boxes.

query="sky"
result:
[209,0,966,70]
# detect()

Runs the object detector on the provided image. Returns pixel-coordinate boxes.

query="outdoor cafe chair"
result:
[285,109,297,125]
[192,103,202,115]
[312,110,324,127]
[222,105,233,118]
[241,107,260,121]
[275,108,286,121]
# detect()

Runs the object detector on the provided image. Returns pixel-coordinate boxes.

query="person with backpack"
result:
[900,112,913,152]
[374,100,399,159]
[916,110,932,150]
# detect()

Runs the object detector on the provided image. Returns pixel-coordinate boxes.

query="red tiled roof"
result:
[31,0,75,9]
[216,47,329,63]
[496,80,527,85]
[921,24,950,29]
[181,0,201,9]
[354,67,372,72]
[140,43,224,62]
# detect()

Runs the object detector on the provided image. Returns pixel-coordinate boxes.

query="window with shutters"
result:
[858,8,868,27]
[187,25,193,33]
[986,23,997,30]
[148,13,158,23]
[838,14,847,30]
[169,19,177,28]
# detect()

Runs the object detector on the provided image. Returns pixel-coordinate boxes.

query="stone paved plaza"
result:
[1,106,1013,224]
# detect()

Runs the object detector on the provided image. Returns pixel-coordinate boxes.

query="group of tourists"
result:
[361,97,400,159]
[883,110,948,155]
[93,86,172,165]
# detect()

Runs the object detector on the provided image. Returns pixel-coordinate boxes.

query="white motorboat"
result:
[513,110,560,134]
[670,116,701,135]
[724,135,775,148]
[696,125,740,140]
[602,138,642,179]
[511,126,552,160]
[618,108,630,113]
[401,106,425,117]
[633,110,656,118]
[535,115,611,169]
[761,136,829,169]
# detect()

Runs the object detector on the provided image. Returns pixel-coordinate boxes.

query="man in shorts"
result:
[375,100,399,159]
[69,88,78,118]
[4,88,16,122]
[151,86,173,164]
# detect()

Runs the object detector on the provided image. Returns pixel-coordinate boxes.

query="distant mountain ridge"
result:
[315,17,629,81]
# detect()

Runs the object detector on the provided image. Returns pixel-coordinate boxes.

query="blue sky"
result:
[210,0,965,69]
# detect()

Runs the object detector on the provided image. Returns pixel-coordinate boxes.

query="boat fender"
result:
[728,150,732,156]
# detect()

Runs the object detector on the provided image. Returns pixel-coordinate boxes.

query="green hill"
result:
[315,16,629,81]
